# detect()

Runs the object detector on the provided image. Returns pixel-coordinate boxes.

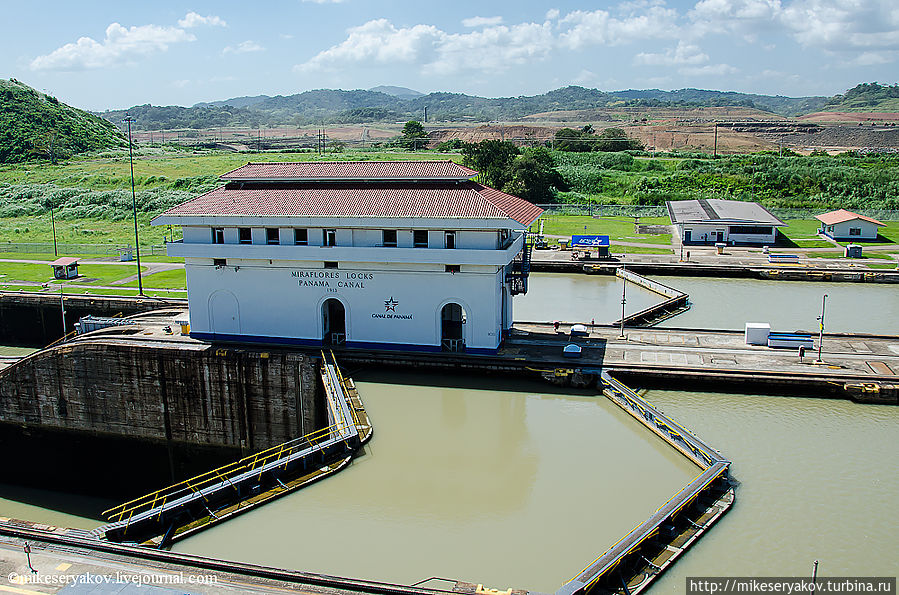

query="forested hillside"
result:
[98,85,833,131]
[0,79,125,163]
[824,83,899,112]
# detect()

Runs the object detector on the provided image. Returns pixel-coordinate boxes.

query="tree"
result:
[401,120,427,150]
[502,147,567,203]
[595,127,643,152]
[554,128,591,152]
[460,140,520,189]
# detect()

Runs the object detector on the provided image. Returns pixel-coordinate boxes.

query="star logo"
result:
[384,297,398,312]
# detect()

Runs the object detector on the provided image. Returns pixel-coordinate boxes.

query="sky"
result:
[3,0,898,111]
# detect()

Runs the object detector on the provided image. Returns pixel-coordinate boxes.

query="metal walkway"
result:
[95,352,369,545]
[556,372,734,595]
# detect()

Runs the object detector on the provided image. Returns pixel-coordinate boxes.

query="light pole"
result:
[815,294,828,363]
[50,202,58,256]
[124,115,144,296]
[619,263,627,339]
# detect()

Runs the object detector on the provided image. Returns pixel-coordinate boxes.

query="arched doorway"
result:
[209,291,240,336]
[322,299,346,346]
[441,303,465,352]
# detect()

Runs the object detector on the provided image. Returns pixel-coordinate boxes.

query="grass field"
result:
[0,149,459,190]
[538,215,672,244]
[122,268,186,289]
[0,262,147,285]
[0,216,178,248]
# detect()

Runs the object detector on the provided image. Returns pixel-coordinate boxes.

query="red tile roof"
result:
[221,161,478,181]
[814,209,885,226]
[159,182,543,227]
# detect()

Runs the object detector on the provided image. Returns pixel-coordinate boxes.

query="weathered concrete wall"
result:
[0,340,319,452]
[0,291,187,346]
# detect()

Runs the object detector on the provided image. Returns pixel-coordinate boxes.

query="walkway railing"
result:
[99,351,364,544]
[555,372,733,595]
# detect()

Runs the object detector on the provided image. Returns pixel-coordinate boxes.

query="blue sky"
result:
[4,0,898,111]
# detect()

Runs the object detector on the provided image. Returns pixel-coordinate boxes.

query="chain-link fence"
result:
[0,243,169,256]
[537,204,899,221]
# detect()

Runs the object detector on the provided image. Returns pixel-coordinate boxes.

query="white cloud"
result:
[462,16,504,28]
[688,0,899,62]
[780,0,899,52]
[171,79,191,88]
[223,40,265,54]
[296,18,554,75]
[559,5,681,49]
[30,22,195,71]
[546,9,560,20]
[679,63,738,75]
[635,41,709,65]
[178,12,227,28]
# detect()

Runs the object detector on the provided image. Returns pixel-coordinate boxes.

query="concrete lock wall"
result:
[0,292,186,346]
[0,340,319,452]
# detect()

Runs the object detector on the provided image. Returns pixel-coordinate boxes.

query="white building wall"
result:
[827,220,879,240]
[184,259,506,353]
[727,230,777,244]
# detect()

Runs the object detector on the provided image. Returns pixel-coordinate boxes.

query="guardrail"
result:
[555,372,733,595]
[98,352,363,544]
[613,268,689,327]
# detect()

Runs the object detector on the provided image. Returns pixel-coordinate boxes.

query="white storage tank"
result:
[745,322,771,346]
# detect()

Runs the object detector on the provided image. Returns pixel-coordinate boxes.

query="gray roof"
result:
[666,199,786,226]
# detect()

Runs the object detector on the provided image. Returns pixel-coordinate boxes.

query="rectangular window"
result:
[413,230,428,248]
[324,229,337,246]
[294,229,308,245]
[213,258,226,267]
[212,228,224,244]
[445,265,460,273]
[729,225,773,235]
[238,227,251,244]
[849,227,861,236]
[383,229,397,247]
[266,228,280,245]
[324,261,338,269]
[445,231,456,249]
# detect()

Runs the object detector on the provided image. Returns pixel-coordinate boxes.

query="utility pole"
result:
[815,294,828,363]
[619,263,627,340]
[123,115,144,296]
[50,203,58,256]
[713,123,718,157]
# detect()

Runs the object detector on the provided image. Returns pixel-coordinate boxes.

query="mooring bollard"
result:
[24,542,36,573]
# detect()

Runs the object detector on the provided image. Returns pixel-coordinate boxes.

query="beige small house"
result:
[815,210,885,241]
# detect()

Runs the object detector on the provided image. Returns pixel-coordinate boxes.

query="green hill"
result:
[823,82,899,112]
[0,79,126,164]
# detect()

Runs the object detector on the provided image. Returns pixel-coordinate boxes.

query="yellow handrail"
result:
[104,351,358,523]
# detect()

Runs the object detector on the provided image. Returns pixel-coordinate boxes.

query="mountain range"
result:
[99,85,844,131]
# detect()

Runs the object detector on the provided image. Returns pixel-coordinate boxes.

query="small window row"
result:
[212,227,311,246]
[210,227,457,248]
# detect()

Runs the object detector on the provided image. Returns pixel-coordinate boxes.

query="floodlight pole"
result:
[50,204,58,256]
[815,294,828,363]
[619,263,627,340]
[124,115,143,296]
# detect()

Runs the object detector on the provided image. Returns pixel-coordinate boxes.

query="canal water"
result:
[645,390,898,588]
[518,272,899,334]
[652,275,899,334]
[514,273,661,323]
[173,372,698,592]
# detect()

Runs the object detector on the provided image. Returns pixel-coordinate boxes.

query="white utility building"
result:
[152,161,543,354]
[815,209,885,241]
[667,199,786,245]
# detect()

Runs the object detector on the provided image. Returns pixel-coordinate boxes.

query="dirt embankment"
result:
[800,112,899,123]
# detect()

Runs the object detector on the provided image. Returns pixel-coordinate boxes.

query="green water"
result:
[173,372,698,592]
